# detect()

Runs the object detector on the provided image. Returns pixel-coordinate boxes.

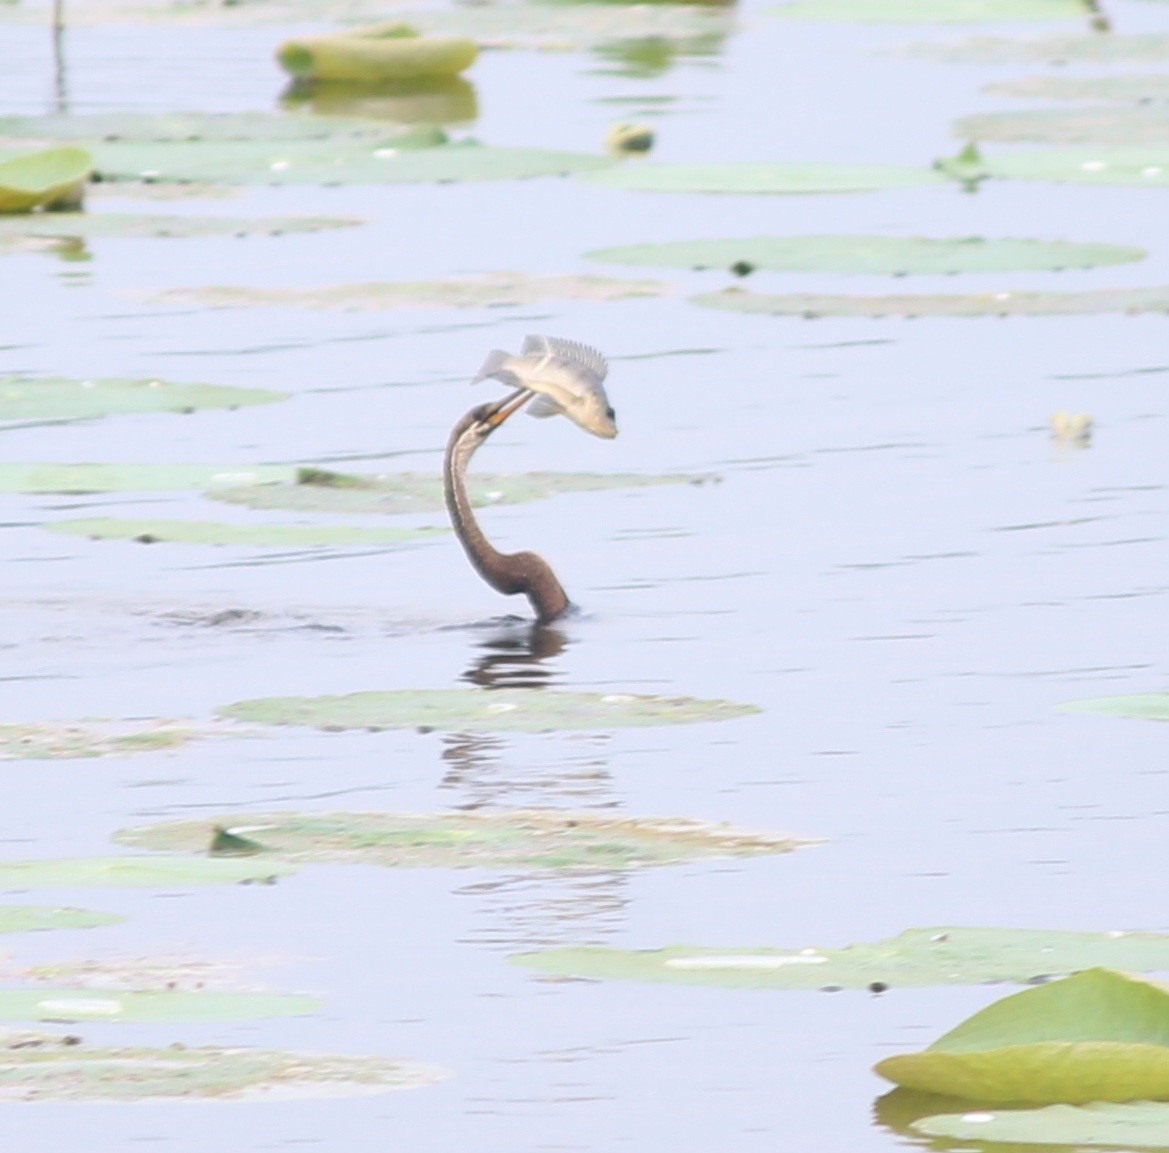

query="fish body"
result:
[472,334,617,439]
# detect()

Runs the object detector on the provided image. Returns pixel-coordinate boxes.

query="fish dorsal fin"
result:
[521,334,608,381]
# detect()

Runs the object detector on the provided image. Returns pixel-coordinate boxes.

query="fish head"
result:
[571,385,618,439]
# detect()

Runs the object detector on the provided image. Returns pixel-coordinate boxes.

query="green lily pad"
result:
[0,148,91,213]
[692,285,1169,318]
[0,720,200,760]
[773,0,1089,22]
[148,274,663,311]
[909,32,1169,63]
[16,955,272,993]
[0,988,318,1024]
[583,162,942,195]
[114,811,807,871]
[876,969,1169,1104]
[510,927,1169,989]
[986,74,1169,103]
[956,107,1169,145]
[0,907,122,933]
[0,1040,446,1102]
[1058,693,1169,721]
[0,112,393,143]
[587,235,1141,275]
[0,464,296,493]
[0,376,283,423]
[46,519,445,549]
[277,26,478,82]
[983,149,1169,187]
[915,1100,1169,1147]
[217,688,760,732]
[212,468,714,517]
[0,857,293,888]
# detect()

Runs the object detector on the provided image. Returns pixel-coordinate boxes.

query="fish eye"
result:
[605,406,616,420]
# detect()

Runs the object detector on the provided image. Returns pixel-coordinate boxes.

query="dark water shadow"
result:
[460,622,568,690]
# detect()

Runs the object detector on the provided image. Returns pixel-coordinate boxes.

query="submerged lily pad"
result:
[909,32,1169,63]
[46,519,445,549]
[0,988,318,1024]
[983,149,1169,187]
[1058,693,1169,721]
[956,107,1169,145]
[0,376,283,423]
[212,468,712,517]
[584,162,941,195]
[693,285,1169,318]
[986,74,1169,103]
[774,0,1088,21]
[0,857,293,888]
[587,235,1141,275]
[149,274,663,311]
[915,1101,1169,1147]
[0,907,122,934]
[115,811,806,871]
[0,464,296,493]
[511,927,1169,989]
[876,969,1169,1104]
[217,689,760,732]
[0,1040,445,1101]
[0,720,199,760]
[0,148,91,213]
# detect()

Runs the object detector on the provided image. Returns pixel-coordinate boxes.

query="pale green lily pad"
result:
[0,148,91,213]
[909,32,1169,63]
[0,464,296,494]
[1058,693,1169,721]
[692,285,1169,318]
[510,927,1169,989]
[217,689,760,732]
[587,236,1142,275]
[212,468,713,517]
[584,162,942,195]
[0,112,392,143]
[0,857,293,888]
[46,519,445,549]
[16,955,273,993]
[0,1041,446,1102]
[277,27,478,82]
[774,0,1088,22]
[0,988,318,1024]
[149,274,663,311]
[876,969,1169,1104]
[956,107,1169,145]
[983,149,1169,187]
[987,74,1169,103]
[0,720,200,760]
[115,811,806,871]
[0,376,283,423]
[915,1101,1169,1147]
[0,907,122,934]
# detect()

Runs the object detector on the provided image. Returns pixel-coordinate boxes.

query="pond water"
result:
[2,0,1169,1147]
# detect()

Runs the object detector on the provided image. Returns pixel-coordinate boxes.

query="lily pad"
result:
[46,519,445,549]
[15,955,274,993]
[583,162,942,195]
[876,969,1169,1104]
[0,720,200,760]
[148,274,663,311]
[956,107,1169,145]
[692,285,1169,318]
[915,1101,1169,1147]
[909,32,1169,63]
[773,0,1089,21]
[0,988,319,1025]
[0,148,91,214]
[212,468,713,517]
[983,149,1169,187]
[216,688,760,732]
[0,376,283,423]
[986,74,1169,103]
[114,811,806,871]
[277,26,478,82]
[587,236,1142,275]
[0,907,122,934]
[0,464,296,494]
[0,1041,446,1102]
[510,927,1169,989]
[0,857,293,888]
[1058,693,1169,721]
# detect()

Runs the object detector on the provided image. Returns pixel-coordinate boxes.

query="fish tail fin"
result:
[471,350,518,386]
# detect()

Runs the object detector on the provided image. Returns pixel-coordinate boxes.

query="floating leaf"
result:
[692,285,1169,318]
[774,0,1088,21]
[0,464,296,494]
[0,720,200,760]
[217,688,760,732]
[115,811,806,871]
[0,1041,445,1102]
[46,519,445,549]
[212,469,713,517]
[0,111,393,143]
[934,141,992,190]
[986,74,1169,103]
[909,32,1169,63]
[876,969,1169,1104]
[0,857,293,888]
[983,149,1169,187]
[0,907,122,934]
[15,955,274,993]
[587,235,1141,275]
[956,107,1169,145]
[511,927,1169,989]
[148,274,663,311]
[915,1100,1169,1147]
[1058,693,1169,721]
[584,161,942,195]
[0,376,283,423]
[277,26,478,82]
[0,148,91,213]
[282,76,477,126]
[0,988,318,1024]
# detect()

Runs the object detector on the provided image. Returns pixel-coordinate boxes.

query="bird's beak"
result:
[482,387,535,430]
